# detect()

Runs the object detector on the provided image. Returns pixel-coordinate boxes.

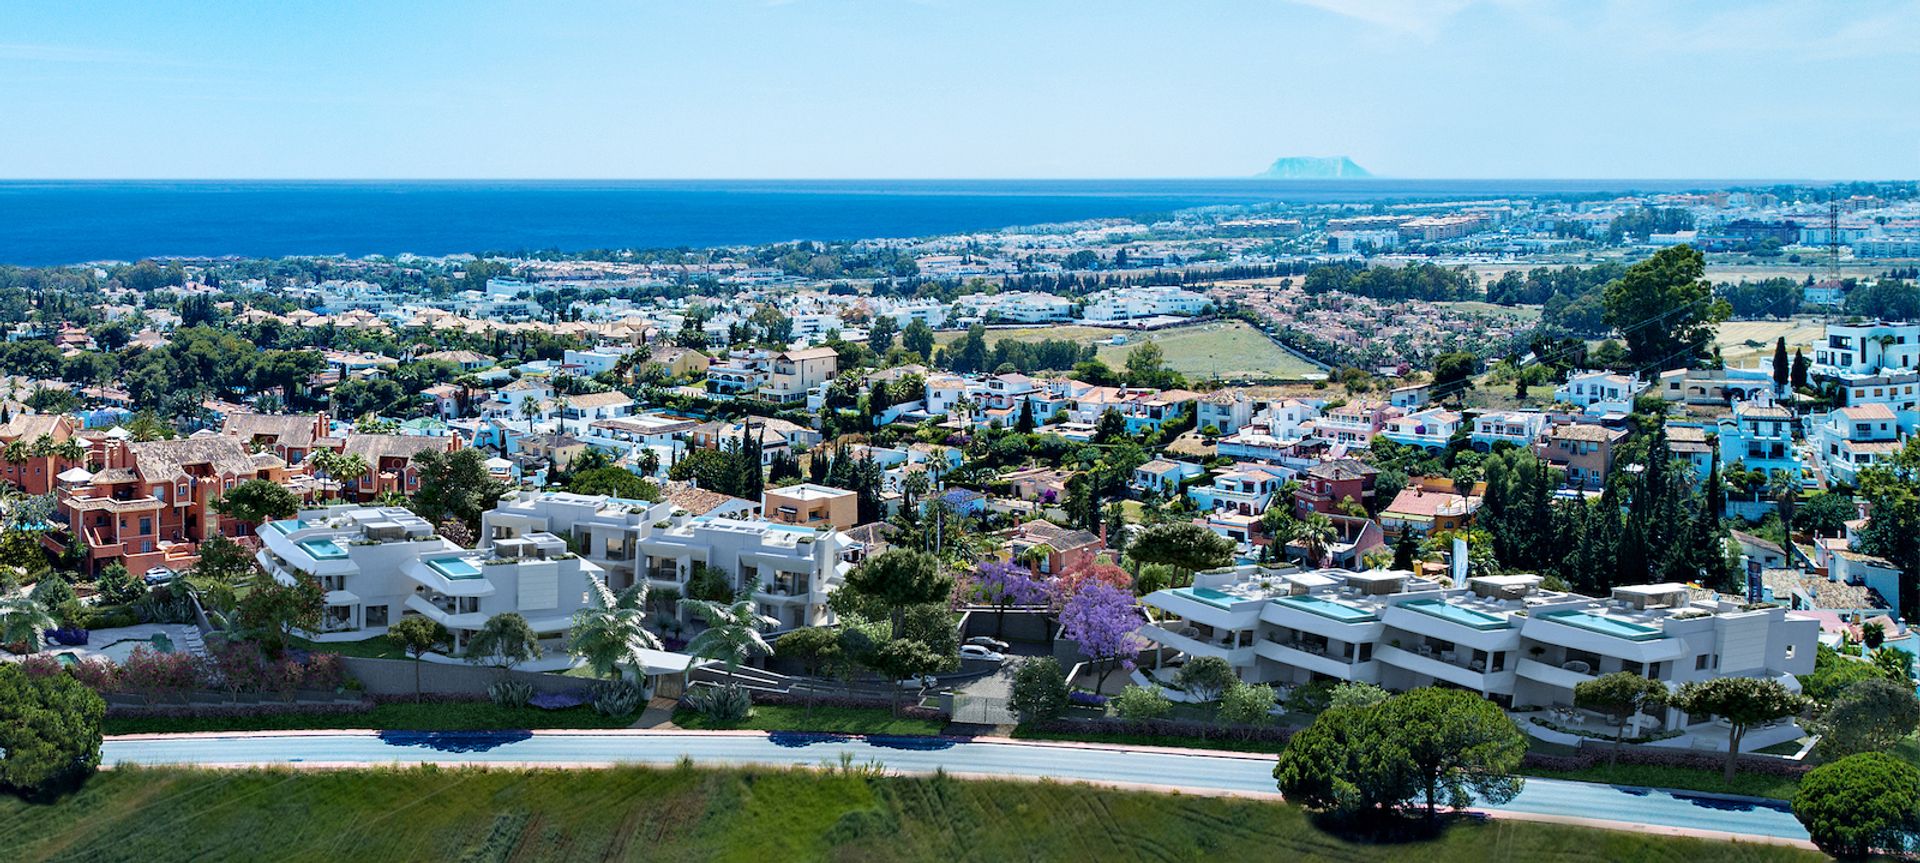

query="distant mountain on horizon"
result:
[1255,156,1373,180]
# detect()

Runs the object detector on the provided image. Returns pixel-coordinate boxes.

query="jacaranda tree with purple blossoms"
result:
[1060,581,1146,691]
[962,560,1053,640]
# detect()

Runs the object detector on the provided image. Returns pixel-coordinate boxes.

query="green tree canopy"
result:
[1601,245,1730,373]
[1792,752,1920,859]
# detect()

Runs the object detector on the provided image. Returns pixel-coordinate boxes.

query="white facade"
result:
[1140,567,1817,743]
[1554,371,1647,416]
[1813,321,1920,379]
[483,491,857,631]
[259,505,603,667]
[1081,286,1212,321]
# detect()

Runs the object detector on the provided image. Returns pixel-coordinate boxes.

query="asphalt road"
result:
[102,731,1807,842]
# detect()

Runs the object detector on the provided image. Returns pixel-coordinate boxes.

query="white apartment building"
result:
[1139,567,1817,745]
[258,505,603,669]
[1080,286,1212,321]
[1812,321,1920,379]
[562,347,631,378]
[483,491,857,631]
[872,298,950,330]
[957,291,1073,323]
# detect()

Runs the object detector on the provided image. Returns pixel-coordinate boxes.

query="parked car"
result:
[959,645,1006,663]
[964,636,1010,652]
[896,674,938,690]
[143,567,177,585]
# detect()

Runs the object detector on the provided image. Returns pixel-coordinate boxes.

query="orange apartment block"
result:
[49,436,292,575]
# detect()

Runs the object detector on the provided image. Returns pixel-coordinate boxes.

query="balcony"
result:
[1138,622,1256,665]
[1515,657,1596,692]
[1375,644,1513,693]
[1254,637,1376,681]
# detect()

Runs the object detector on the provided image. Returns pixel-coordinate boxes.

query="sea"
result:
[0,178,1755,266]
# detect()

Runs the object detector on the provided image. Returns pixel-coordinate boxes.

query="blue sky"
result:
[3,1,1916,179]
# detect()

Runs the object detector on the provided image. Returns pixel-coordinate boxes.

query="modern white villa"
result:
[1139,565,1819,749]
[258,504,605,669]
[482,490,858,631]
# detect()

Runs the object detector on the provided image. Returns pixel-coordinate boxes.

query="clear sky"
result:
[3,0,1916,179]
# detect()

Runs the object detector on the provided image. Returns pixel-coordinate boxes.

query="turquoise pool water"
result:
[1401,598,1512,630]
[266,519,309,535]
[1273,594,1378,623]
[426,557,484,580]
[1173,586,1238,609]
[297,537,348,560]
[1541,610,1663,641]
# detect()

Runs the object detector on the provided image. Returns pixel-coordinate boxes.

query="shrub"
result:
[1010,657,1069,721]
[1217,682,1276,727]
[118,646,201,703]
[684,683,753,723]
[589,681,645,716]
[1285,679,1338,714]
[530,690,590,710]
[1793,752,1920,859]
[1812,678,1920,759]
[1174,656,1236,703]
[1325,681,1389,710]
[1113,685,1172,721]
[0,661,105,797]
[487,680,534,708]
[1068,690,1109,708]
[44,627,89,646]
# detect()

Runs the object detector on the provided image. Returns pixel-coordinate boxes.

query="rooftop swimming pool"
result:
[266,519,310,535]
[1401,598,1512,631]
[1273,594,1378,623]
[296,537,348,560]
[1541,609,1663,641]
[425,557,484,580]
[1172,586,1238,609]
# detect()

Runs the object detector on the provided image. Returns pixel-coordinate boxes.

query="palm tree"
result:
[28,434,53,460]
[519,395,541,433]
[1297,513,1338,568]
[569,579,662,682]
[1,440,29,465]
[678,587,776,679]
[0,596,57,653]
[52,438,84,463]
[1767,469,1800,536]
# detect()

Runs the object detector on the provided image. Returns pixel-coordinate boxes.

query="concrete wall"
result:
[958,607,1054,644]
[340,656,593,697]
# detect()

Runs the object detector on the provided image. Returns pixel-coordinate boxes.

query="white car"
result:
[143,567,177,585]
[959,645,1006,663]
[964,636,1010,652]
[897,674,938,690]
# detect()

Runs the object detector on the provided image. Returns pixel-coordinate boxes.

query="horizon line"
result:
[0,175,1859,184]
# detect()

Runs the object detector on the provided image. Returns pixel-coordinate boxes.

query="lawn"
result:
[1091,321,1323,381]
[940,320,1323,381]
[1521,761,1802,802]
[289,634,408,660]
[672,704,945,736]
[103,700,635,735]
[0,766,1821,862]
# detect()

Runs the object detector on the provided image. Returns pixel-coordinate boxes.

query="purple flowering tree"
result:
[1060,581,1147,692]
[961,560,1053,640]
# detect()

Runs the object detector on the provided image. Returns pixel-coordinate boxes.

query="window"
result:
[364,605,388,627]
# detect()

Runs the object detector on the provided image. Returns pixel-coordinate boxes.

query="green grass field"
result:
[0,766,1819,863]
[940,320,1323,381]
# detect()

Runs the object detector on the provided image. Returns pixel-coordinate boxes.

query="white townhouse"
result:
[1838,370,1920,412]
[1379,408,1463,453]
[1810,403,1919,486]
[1554,370,1647,416]
[1470,410,1551,450]
[258,505,604,669]
[1197,390,1260,436]
[483,491,858,631]
[1138,567,1817,747]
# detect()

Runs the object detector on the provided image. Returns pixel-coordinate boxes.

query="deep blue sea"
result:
[0,179,1749,266]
